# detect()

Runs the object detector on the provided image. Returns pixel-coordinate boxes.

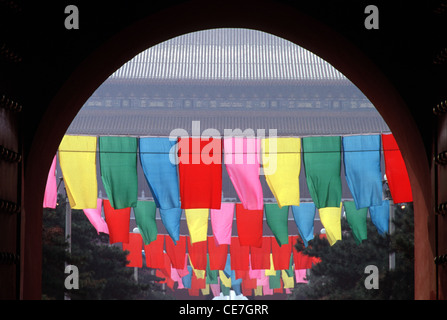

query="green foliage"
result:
[42,194,169,300]
[290,203,414,300]
[41,198,70,300]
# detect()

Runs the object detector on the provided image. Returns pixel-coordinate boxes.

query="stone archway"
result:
[22,0,434,299]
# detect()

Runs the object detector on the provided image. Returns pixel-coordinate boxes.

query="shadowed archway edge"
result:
[23,0,434,299]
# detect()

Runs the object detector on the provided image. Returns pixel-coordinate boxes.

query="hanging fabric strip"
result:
[133,200,158,245]
[235,270,247,281]
[219,270,232,288]
[210,281,221,297]
[269,270,281,289]
[223,137,263,210]
[264,203,289,246]
[182,266,193,289]
[230,236,250,271]
[161,253,175,291]
[342,135,383,209]
[83,198,109,235]
[265,254,276,276]
[235,203,263,247]
[210,202,234,246]
[160,207,182,244]
[249,266,262,280]
[282,269,294,289]
[188,288,200,296]
[156,269,167,285]
[139,137,180,209]
[369,199,390,235]
[177,137,222,209]
[271,236,292,270]
[250,236,271,270]
[302,136,342,209]
[295,269,308,283]
[220,254,232,291]
[223,253,232,278]
[257,271,269,290]
[382,134,413,203]
[206,256,219,284]
[191,272,206,290]
[231,270,243,295]
[241,279,256,297]
[191,263,206,280]
[262,137,301,207]
[160,253,172,279]
[242,272,258,289]
[170,266,182,288]
[103,199,130,244]
[343,201,368,244]
[122,233,143,268]
[201,284,210,295]
[187,236,207,270]
[165,235,186,270]
[144,234,165,269]
[58,135,98,209]
[176,255,189,277]
[274,281,284,293]
[290,236,313,269]
[207,236,228,270]
[291,202,316,247]
[43,155,57,209]
[185,208,209,244]
[318,203,342,246]
[99,136,138,209]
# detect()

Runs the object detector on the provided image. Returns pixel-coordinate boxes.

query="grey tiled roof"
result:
[67,108,389,137]
[108,28,347,83]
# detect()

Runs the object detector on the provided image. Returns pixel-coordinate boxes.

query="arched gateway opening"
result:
[22,1,433,300]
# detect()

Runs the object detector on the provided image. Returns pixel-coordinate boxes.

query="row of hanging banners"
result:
[43,133,413,297]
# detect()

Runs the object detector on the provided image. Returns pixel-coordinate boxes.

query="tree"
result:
[290,203,414,300]
[41,197,70,300]
[42,194,168,300]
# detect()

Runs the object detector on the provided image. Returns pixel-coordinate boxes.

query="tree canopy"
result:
[291,203,414,300]
[42,194,169,300]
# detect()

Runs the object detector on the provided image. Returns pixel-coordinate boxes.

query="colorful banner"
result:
[224,137,263,210]
[382,134,413,203]
[344,201,368,244]
[262,137,301,207]
[235,203,263,247]
[103,199,130,244]
[122,233,143,268]
[165,235,186,270]
[210,203,234,245]
[133,200,157,245]
[59,135,98,209]
[139,137,180,210]
[265,203,289,246]
[318,203,342,246]
[343,135,383,209]
[291,202,316,247]
[302,136,342,208]
[370,199,390,235]
[177,137,222,209]
[43,155,58,209]
[82,198,109,235]
[99,136,138,209]
[185,208,209,244]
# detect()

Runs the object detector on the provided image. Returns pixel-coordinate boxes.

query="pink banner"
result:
[83,198,109,235]
[224,137,263,210]
[210,203,235,245]
[43,155,58,209]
